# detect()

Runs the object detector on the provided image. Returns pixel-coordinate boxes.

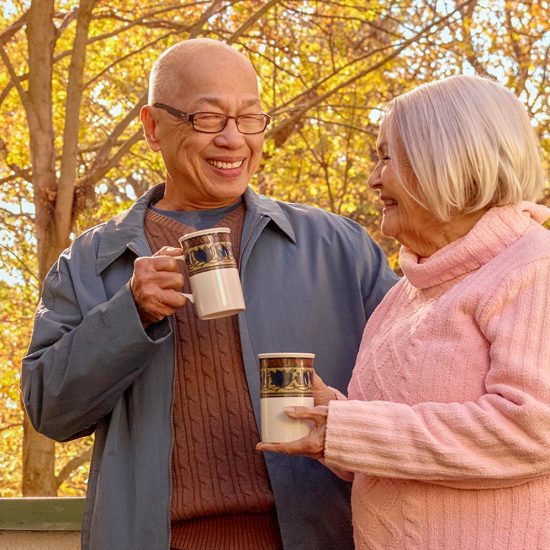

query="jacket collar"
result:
[243,187,296,243]
[95,184,295,275]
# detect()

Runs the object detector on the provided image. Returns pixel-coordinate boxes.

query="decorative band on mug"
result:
[258,353,314,399]
[179,228,237,276]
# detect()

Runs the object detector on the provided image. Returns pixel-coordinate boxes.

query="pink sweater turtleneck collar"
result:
[399,201,550,290]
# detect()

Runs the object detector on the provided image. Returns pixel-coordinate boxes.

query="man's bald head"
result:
[148,39,258,105]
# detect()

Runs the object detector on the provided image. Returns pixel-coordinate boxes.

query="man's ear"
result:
[140,105,161,152]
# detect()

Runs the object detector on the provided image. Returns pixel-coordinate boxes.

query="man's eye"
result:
[196,114,224,122]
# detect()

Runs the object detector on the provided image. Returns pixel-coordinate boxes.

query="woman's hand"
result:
[256,405,328,460]
[313,370,337,406]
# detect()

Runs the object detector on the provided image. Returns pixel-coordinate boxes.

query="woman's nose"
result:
[367,164,382,189]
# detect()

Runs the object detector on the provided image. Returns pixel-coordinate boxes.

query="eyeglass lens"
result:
[193,113,268,134]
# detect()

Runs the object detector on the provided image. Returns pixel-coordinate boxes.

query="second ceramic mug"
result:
[259,352,315,443]
[178,228,245,320]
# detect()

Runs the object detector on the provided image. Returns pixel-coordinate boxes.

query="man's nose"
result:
[213,118,245,148]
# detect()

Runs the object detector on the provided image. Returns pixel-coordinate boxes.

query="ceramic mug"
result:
[178,228,245,320]
[258,352,315,443]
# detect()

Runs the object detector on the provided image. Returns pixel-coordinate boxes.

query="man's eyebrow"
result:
[194,96,261,109]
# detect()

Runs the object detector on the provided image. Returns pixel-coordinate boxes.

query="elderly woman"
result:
[258,75,550,549]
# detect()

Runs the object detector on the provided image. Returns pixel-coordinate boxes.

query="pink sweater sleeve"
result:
[324,259,550,489]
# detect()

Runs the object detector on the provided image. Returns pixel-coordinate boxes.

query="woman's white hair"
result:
[383,75,545,221]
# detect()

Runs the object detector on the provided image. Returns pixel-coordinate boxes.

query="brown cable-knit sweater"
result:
[144,205,283,550]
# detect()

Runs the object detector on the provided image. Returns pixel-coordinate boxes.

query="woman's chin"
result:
[380,220,398,240]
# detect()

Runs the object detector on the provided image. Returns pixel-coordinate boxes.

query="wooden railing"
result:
[0,497,84,550]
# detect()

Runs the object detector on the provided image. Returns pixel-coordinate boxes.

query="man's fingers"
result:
[138,255,183,273]
[155,289,187,309]
[137,289,187,325]
[144,270,185,290]
[153,246,183,257]
[133,261,184,291]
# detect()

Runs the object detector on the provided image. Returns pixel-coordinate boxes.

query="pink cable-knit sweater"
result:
[324,202,550,550]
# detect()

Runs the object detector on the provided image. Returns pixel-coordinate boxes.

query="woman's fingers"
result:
[284,405,328,424]
[256,406,328,460]
[257,437,310,455]
[312,370,337,406]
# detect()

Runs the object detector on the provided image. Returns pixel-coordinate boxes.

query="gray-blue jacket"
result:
[22,184,398,550]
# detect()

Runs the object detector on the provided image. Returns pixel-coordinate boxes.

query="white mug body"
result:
[258,352,315,443]
[179,228,245,320]
[189,267,245,320]
[261,395,314,443]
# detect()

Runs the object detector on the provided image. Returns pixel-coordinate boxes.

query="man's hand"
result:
[256,405,328,460]
[130,246,187,328]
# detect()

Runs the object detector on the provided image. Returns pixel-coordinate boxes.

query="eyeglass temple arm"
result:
[153,103,190,122]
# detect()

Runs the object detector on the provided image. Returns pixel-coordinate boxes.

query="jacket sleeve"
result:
[21,249,172,442]
[324,259,550,489]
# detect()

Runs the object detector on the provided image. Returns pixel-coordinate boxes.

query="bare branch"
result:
[267,41,398,117]
[0,45,31,111]
[55,446,93,489]
[85,2,210,45]
[81,128,144,191]
[0,423,21,433]
[55,7,79,37]
[0,11,29,46]
[0,205,34,222]
[86,92,148,180]
[56,0,97,249]
[91,2,209,24]
[227,0,280,44]
[266,0,476,144]
[0,243,40,287]
[279,2,401,40]
[84,30,180,90]
[187,0,225,39]
[456,0,492,77]
[0,80,16,107]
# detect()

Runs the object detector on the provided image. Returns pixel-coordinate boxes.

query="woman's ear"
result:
[140,105,161,152]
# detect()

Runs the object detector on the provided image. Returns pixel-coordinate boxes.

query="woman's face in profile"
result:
[367,128,448,257]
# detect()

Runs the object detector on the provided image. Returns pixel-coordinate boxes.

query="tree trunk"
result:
[22,417,56,496]
[22,0,59,496]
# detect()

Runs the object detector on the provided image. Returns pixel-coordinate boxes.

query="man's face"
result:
[148,48,265,210]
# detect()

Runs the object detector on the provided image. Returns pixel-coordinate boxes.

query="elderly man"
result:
[22,39,397,550]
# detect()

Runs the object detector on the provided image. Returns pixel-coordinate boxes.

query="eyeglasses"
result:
[153,103,271,134]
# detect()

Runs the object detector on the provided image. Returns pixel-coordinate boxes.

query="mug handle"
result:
[180,292,194,304]
[174,254,194,303]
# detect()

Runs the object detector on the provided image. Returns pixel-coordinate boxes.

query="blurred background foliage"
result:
[0,0,548,496]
